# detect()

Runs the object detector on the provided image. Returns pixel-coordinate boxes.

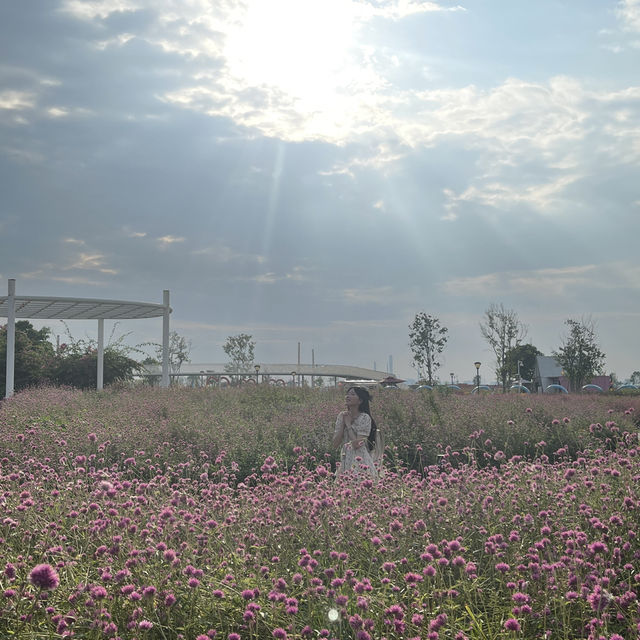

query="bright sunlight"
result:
[223,0,364,110]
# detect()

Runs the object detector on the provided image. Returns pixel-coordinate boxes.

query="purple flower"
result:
[29,564,60,591]
[138,620,153,629]
[504,618,521,631]
[272,628,287,639]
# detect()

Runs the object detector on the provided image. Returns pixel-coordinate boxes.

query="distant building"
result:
[534,356,564,393]
[534,355,611,393]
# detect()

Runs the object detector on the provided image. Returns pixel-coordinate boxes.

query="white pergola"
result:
[1,279,171,398]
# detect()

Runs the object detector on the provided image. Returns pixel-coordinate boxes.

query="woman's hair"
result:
[348,386,377,451]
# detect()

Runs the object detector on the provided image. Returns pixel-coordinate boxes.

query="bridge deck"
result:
[142,363,391,381]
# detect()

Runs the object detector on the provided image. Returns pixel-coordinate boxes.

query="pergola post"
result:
[161,290,170,388]
[5,279,16,398]
[97,318,104,390]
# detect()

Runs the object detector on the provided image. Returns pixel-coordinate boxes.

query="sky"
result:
[1,0,639,384]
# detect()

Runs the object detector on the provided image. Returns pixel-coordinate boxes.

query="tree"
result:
[553,317,605,392]
[480,303,527,392]
[49,327,142,389]
[50,345,142,389]
[223,333,255,377]
[630,371,640,386]
[0,321,55,395]
[408,313,448,386]
[504,343,542,387]
[151,331,191,374]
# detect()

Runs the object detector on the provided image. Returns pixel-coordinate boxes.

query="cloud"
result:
[66,252,118,274]
[59,0,139,21]
[248,266,311,285]
[616,0,640,32]
[340,285,416,305]
[191,246,266,265]
[441,263,640,299]
[0,90,36,111]
[21,272,111,286]
[123,228,147,238]
[443,173,581,218]
[155,235,185,247]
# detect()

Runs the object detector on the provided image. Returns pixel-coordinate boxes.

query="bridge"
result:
[141,363,393,386]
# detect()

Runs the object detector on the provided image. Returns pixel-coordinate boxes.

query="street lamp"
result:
[474,361,481,394]
[254,364,260,383]
[517,360,522,391]
[450,372,455,385]
[291,371,296,388]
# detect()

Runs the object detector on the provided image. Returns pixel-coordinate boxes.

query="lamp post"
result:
[517,360,522,392]
[474,361,481,394]
[291,371,296,388]
[255,364,260,383]
[450,372,455,386]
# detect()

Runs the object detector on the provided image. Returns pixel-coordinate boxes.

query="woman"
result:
[333,386,381,479]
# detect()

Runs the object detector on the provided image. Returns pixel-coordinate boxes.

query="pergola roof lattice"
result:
[0,296,167,321]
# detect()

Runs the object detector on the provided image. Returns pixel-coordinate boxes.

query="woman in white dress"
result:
[333,386,381,479]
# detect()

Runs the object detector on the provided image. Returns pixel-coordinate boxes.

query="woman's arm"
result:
[332,412,346,449]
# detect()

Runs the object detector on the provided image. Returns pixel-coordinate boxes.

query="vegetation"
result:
[1,385,639,638]
[0,320,55,395]
[553,318,606,392]
[504,343,543,387]
[142,330,192,374]
[408,312,448,386]
[1,321,142,394]
[480,303,528,392]
[223,333,256,377]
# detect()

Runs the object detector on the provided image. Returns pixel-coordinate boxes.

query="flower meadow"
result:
[1,385,640,639]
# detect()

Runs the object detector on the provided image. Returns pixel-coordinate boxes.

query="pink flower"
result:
[29,564,60,590]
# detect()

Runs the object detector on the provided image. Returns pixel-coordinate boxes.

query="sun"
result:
[223,0,362,109]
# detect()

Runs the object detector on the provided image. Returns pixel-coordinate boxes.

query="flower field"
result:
[1,385,640,639]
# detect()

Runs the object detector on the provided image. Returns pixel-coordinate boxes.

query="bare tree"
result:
[480,303,527,392]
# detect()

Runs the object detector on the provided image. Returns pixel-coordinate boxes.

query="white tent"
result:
[1,279,171,397]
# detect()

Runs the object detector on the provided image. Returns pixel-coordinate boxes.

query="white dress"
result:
[335,412,378,479]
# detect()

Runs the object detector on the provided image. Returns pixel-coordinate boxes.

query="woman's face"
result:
[346,388,362,409]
